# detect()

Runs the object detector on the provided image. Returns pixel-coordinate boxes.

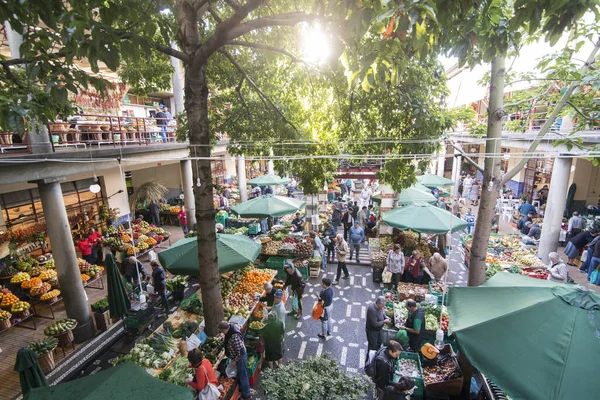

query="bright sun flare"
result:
[302,23,330,65]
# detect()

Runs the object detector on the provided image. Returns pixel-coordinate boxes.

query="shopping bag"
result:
[382,269,392,284]
[198,366,220,400]
[292,293,299,312]
[225,360,237,378]
[581,250,588,263]
[591,269,599,285]
[312,301,324,320]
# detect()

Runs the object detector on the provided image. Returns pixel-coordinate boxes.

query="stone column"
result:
[34,178,95,342]
[170,45,185,115]
[237,155,248,202]
[451,144,462,197]
[437,145,446,177]
[538,156,573,263]
[180,159,196,231]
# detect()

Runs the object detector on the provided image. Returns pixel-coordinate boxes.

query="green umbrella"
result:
[416,173,455,188]
[413,183,431,192]
[448,274,600,400]
[371,192,382,204]
[25,362,194,400]
[105,254,130,319]
[382,202,467,234]
[398,187,437,205]
[230,194,306,218]
[247,174,286,186]
[158,234,262,276]
[14,348,48,396]
[564,183,576,218]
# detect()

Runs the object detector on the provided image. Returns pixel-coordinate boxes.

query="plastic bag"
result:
[225,360,237,378]
[312,301,324,320]
[292,293,299,312]
[186,333,201,351]
[382,269,392,284]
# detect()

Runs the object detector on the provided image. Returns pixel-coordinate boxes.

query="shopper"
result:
[437,232,451,258]
[547,252,568,283]
[77,234,93,264]
[525,221,541,240]
[150,260,169,315]
[262,312,285,369]
[272,289,287,329]
[373,340,416,400]
[317,277,334,339]
[310,231,327,270]
[428,252,448,281]
[579,234,600,274]
[187,348,219,396]
[257,282,276,307]
[322,222,337,263]
[333,234,350,285]
[358,206,368,229]
[386,244,405,287]
[178,205,188,235]
[463,208,476,235]
[400,300,425,352]
[149,201,161,226]
[518,201,536,217]
[349,222,365,262]
[469,180,480,206]
[403,250,427,284]
[517,212,533,235]
[218,321,250,400]
[342,206,354,241]
[154,107,168,142]
[365,296,391,352]
[87,228,102,264]
[123,256,147,286]
[331,204,342,228]
[283,264,306,320]
[564,229,598,265]
[360,186,371,208]
[462,174,473,198]
[568,211,585,239]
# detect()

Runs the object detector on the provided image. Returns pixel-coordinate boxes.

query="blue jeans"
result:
[321,251,327,269]
[580,248,594,271]
[181,223,188,235]
[158,289,169,313]
[588,257,600,281]
[236,353,250,398]
[321,304,333,336]
[159,125,167,142]
[466,225,475,234]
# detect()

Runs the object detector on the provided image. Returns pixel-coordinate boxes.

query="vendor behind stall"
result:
[124,256,147,286]
[292,212,304,232]
[258,282,275,307]
[399,300,424,352]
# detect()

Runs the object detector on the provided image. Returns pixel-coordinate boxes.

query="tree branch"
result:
[450,143,484,173]
[154,42,189,61]
[502,40,600,185]
[227,40,301,62]
[220,49,298,131]
[567,101,600,121]
[3,51,69,66]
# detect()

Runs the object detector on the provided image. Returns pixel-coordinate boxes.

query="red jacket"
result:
[78,239,92,256]
[188,359,218,391]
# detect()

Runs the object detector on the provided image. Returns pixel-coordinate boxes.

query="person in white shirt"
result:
[386,244,405,286]
[462,174,473,198]
[568,211,585,238]
[360,187,371,208]
[547,252,568,283]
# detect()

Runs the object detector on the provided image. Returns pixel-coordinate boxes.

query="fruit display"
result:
[28,337,59,356]
[293,258,309,268]
[1,291,19,308]
[28,266,47,277]
[220,265,252,297]
[11,272,30,283]
[82,264,103,276]
[154,234,165,243]
[39,269,57,281]
[41,290,61,301]
[383,290,400,303]
[249,321,264,330]
[370,251,387,267]
[120,233,132,243]
[44,259,56,269]
[233,268,277,296]
[259,237,272,244]
[510,251,545,268]
[379,236,393,250]
[145,237,158,246]
[126,245,140,256]
[21,277,42,289]
[397,283,430,302]
[295,242,313,255]
[0,266,19,278]
[137,242,150,251]
[262,240,282,255]
[11,301,30,313]
[423,355,461,385]
[81,274,90,283]
[278,242,295,255]
[102,237,124,248]
[30,282,51,296]
[44,318,77,336]
[223,292,256,319]
[104,225,119,236]
[0,310,12,321]
[218,377,235,399]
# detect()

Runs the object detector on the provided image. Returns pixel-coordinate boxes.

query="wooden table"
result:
[84,275,105,290]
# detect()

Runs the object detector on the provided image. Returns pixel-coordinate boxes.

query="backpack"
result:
[364,347,386,380]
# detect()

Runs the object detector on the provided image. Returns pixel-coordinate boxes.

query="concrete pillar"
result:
[437,146,446,177]
[34,178,95,342]
[170,59,184,115]
[224,157,237,181]
[430,153,438,174]
[451,144,462,197]
[538,157,573,263]
[180,159,196,230]
[237,155,248,202]
[5,21,23,59]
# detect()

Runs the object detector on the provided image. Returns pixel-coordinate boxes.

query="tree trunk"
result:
[186,62,224,336]
[467,57,506,287]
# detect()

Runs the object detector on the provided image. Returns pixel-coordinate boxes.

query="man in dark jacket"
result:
[291,212,304,232]
[400,300,424,352]
[124,256,146,286]
[373,341,416,399]
[258,282,275,307]
[149,201,161,226]
[517,212,533,234]
[283,264,306,319]
[342,207,354,241]
[150,260,169,314]
[366,296,391,351]
[525,222,541,240]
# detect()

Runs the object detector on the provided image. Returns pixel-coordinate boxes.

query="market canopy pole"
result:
[237,155,248,203]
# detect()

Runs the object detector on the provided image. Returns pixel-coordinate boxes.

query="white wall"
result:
[224,157,237,181]
[130,162,182,199]
[100,167,130,216]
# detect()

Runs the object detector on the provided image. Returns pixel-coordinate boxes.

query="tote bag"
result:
[198,366,220,400]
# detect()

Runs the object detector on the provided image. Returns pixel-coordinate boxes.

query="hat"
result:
[421,343,440,360]
[274,289,283,299]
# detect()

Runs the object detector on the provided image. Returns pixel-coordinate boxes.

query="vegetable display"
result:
[119,342,172,369]
[180,294,202,315]
[28,337,59,356]
[44,318,77,336]
[295,242,313,255]
[370,251,387,267]
[397,283,429,302]
[397,358,421,378]
[262,240,282,255]
[158,356,194,386]
[91,298,109,312]
[0,266,19,277]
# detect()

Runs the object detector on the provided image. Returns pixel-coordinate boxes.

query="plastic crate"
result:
[381,289,399,307]
[246,354,260,387]
[382,328,398,346]
[266,256,288,270]
[395,351,424,399]
[297,266,309,281]
[428,282,447,305]
[248,224,260,235]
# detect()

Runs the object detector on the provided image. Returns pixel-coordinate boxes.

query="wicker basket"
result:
[37,349,56,374]
[55,329,75,348]
[13,309,31,319]
[46,296,58,304]
[0,318,11,330]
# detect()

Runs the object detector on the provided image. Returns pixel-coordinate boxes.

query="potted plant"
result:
[166,276,187,301]
[28,337,58,374]
[91,298,111,331]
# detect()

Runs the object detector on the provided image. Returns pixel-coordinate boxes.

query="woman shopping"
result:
[386,244,405,287]
[403,250,431,284]
[262,312,285,368]
[187,348,220,399]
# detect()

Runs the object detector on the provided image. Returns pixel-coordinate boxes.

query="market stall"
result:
[416,174,455,188]
[397,187,437,205]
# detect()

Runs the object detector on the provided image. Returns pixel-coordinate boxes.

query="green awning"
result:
[382,202,467,234]
[398,187,437,205]
[448,274,600,400]
[371,193,382,204]
[230,194,306,218]
[416,173,455,188]
[413,183,431,192]
[247,174,286,186]
[25,362,193,400]
[158,234,262,276]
